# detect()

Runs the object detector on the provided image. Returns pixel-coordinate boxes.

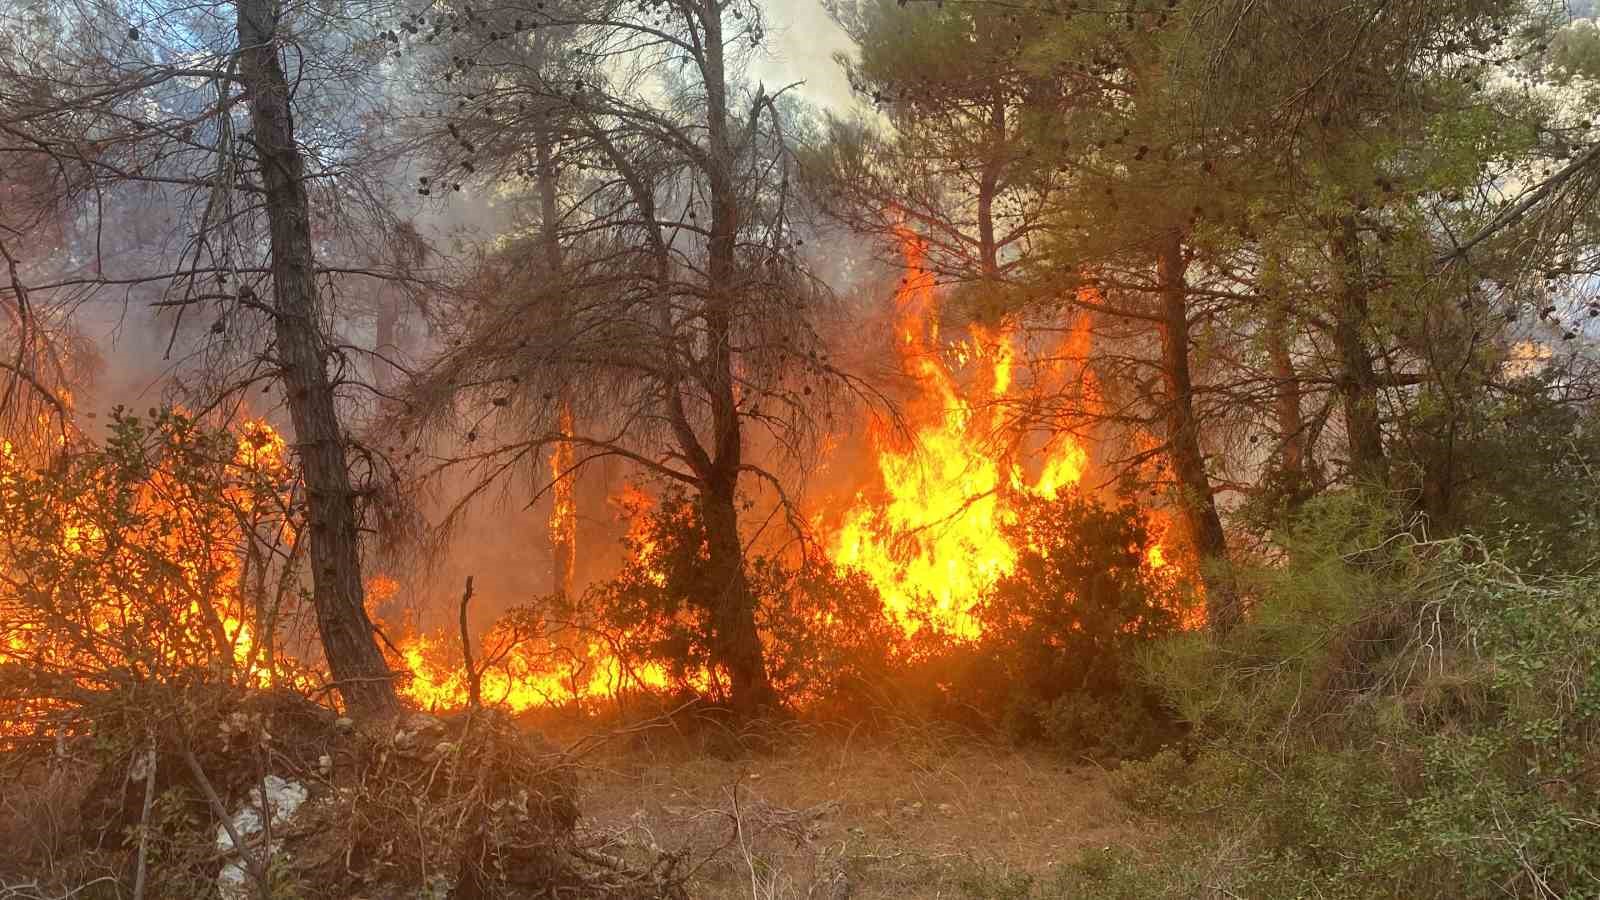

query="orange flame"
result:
[387,483,688,713]
[0,414,297,725]
[826,227,1150,639]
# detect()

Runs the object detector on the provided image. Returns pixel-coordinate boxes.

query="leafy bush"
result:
[582,489,898,707]
[1092,496,1600,898]
[885,493,1185,758]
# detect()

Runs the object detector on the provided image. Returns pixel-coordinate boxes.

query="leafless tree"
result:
[390,0,870,712]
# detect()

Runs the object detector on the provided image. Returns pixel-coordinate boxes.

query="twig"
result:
[458,575,480,710]
[131,736,158,900]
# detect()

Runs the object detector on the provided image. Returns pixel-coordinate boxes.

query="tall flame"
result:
[828,228,1094,638]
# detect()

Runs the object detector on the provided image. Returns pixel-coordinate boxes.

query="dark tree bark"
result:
[976,95,1005,279]
[1156,229,1238,633]
[696,0,775,713]
[237,0,399,717]
[701,473,774,713]
[1329,216,1388,485]
[1265,301,1314,508]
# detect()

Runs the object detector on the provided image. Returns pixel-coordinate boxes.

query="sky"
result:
[754,0,859,111]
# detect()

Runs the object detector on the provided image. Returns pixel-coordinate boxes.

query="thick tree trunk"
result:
[701,475,775,713]
[535,130,563,276]
[1329,216,1388,485]
[976,95,1005,279]
[695,0,774,712]
[1155,229,1238,633]
[237,0,399,717]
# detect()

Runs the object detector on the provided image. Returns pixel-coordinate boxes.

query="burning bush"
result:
[891,493,1184,757]
[0,408,306,745]
[585,489,898,708]
[0,410,685,898]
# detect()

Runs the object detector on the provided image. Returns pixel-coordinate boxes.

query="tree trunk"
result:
[373,297,399,397]
[976,94,1005,279]
[535,127,576,596]
[1155,229,1238,633]
[237,0,399,717]
[548,402,576,597]
[1329,216,1388,485]
[701,475,775,713]
[696,0,773,712]
[1265,301,1313,508]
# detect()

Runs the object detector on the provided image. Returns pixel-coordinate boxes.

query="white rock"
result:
[215,775,309,900]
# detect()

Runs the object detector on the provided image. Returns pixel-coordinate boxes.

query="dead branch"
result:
[458,575,480,711]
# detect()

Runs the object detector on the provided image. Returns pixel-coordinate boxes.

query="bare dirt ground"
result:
[561,719,1142,899]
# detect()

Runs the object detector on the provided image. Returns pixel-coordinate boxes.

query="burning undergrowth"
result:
[0,223,1194,898]
[0,228,1197,729]
[384,227,1197,718]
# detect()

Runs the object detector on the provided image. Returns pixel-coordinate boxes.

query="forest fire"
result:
[0,413,293,724]
[0,232,1174,721]
[826,229,1161,639]
[5,0,1590,893]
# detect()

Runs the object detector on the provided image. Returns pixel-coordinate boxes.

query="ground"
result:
[555,717,1144,899]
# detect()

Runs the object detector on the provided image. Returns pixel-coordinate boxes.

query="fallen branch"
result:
[181,746,270,900]
[131,736,158,900]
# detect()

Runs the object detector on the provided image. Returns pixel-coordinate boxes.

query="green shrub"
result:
[1105,495,1600,899]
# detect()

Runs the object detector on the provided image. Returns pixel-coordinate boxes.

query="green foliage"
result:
[1089,497,1600,898]
[890,494,1183,759]
[1451,376,1600,572]
[1546,19,1600,82]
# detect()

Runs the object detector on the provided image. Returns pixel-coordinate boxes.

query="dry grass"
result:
[562,719,1141,899]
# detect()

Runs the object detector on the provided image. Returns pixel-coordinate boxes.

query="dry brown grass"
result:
[563,718,1141,899]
